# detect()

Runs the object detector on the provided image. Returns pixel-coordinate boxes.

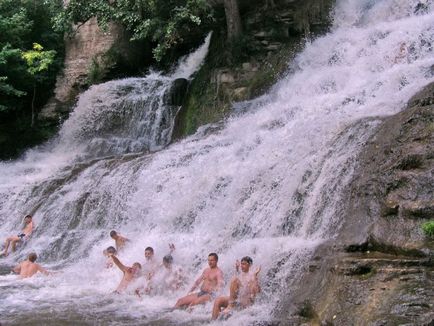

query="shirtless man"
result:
[143,243,175,280]
[110,230,129,251]
[109,253,142,293]
[211,256,261,320]
[2,215,34,256]
[174,253,224,309]
[12,252,51,278]
[103,246,117,268]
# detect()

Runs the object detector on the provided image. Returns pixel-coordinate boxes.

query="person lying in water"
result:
[174,253,224,309]
[211,256,261,320]
[109,230,129,252]
[139,254,184,296]
[109,253,141,294]
[143,243,176,280]
[2,215,34,256]
[103,246,117,268]
[12,252,52,278]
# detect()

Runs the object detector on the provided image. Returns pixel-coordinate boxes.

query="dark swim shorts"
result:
[17,233,26,239]
[197,290,217,299]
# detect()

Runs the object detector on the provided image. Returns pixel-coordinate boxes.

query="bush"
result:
[422,221,434,238]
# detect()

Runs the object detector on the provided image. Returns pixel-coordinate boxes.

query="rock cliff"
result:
[277,82,434,326]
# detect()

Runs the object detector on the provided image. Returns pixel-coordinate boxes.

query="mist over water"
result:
[0,1,433,325]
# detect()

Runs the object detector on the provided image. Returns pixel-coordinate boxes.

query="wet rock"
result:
[163,78,189,106]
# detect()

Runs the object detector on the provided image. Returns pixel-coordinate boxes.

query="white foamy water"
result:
[0,1,433,325]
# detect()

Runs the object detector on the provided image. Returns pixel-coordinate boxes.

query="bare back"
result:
[17,261,46,278]
[200,267,223,293]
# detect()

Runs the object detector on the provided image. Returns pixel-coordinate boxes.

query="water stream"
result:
[0,1,433,325]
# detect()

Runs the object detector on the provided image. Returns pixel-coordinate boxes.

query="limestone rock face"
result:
[40,19,132,120]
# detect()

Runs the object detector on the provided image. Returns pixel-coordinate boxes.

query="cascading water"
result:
[0,1,433,325]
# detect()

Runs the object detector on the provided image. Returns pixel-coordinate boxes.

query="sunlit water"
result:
[0,1,433,325]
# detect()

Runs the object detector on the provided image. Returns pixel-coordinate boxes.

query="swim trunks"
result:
[17,233,26,239]
[197,290,217,298]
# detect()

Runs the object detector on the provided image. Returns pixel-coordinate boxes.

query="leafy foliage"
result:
[56,0,213,61]
[0,0,64,159]
[422,221,434,238]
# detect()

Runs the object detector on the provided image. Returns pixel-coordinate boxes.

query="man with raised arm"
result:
[211,256,261,320]
[13,252,51,278]
[109,230,129,251]
[109,253,142,293]
[2,215,34,256]
[174,253,224,309]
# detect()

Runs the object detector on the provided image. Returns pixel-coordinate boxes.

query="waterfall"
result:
[0,1,433,325]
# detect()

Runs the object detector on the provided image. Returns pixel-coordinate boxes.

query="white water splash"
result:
[0,1,433,325]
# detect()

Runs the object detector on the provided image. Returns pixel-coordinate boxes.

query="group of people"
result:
[1,216,261,320]
[107,230,261,319]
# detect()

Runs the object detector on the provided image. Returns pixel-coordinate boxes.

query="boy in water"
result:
[174,253,224,309]
[12,252,51,278]
[143,243,175,280]
[2,215,34,256]
[103,246,117,268]
[211,256,261,320]
[109,253,142,294]
[109,230,129,251]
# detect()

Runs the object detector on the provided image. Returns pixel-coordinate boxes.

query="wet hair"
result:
[145,247,154,253]
[24,215,32,219]
[241,256,253,265]
[208,253,218,261]
[163,254,173,264]
[106,246,117,254]
[133,262,142,269]
[109,230,117,237]
[28,252,37,262]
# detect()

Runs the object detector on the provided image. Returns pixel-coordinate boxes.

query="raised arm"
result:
[249,266,261,296]
[110,255,128,273]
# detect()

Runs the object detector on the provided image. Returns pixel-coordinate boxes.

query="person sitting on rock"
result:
[109,230,129,252]
[211,256,261,320]
[2,215,34,256]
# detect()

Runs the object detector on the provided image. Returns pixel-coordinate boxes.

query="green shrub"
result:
[422,221,434,238]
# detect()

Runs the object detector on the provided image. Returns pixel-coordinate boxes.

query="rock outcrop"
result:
[276,82,434,325]
[40,18,145,121]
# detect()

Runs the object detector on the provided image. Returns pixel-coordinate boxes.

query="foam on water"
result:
[0,0,433,324]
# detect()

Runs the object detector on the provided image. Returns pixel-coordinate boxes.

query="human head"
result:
[144,247,154,260]
[208,253,218,268]
[163,254,173,268]
[24,215,32,223]
[110,230,117,239]
[103,246,117,256]
[28,252,37,262]
[132,262,142,274]
[240,256,253,273]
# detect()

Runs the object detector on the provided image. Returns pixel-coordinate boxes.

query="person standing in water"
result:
[109,230,129,251]
[109,253,142,294]
[2,215,34,256]
[174,253,224,309]
[211,256,261,320]
[12,252,51,278]
[103,246,117,268]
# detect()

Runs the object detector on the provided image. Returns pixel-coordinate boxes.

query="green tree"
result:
[55,0,213,61]
[22,43,56,126]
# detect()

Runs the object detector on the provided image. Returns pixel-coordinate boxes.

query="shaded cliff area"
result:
[277,82,434,326]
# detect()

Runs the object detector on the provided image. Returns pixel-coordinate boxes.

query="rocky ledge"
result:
[277,82,434,325]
